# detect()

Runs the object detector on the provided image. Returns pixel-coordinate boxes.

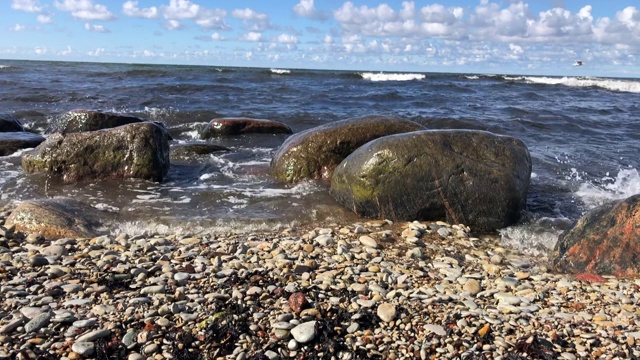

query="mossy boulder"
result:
[0,114,25,132]
[58,109,168,136]
[0,132,45,156]
[553,194,640,277]
[202,118,293,137]
[5,198,103,239]
[22,122,170,183]
[271,116,425,184]
[330,130,531,232]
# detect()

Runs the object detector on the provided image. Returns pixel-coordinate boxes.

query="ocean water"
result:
[2,59,640,255]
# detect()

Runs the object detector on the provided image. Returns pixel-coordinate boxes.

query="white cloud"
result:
[241,32,262,42]
[37,14,53,23]
[87,47,104,56]
[35,46,47,54]
[195,9,228,29]
[162,0,199,19]
[211,32,224,41]
[84,22,109,32]
[122,1,158,19]
[293,0,326,20]
[12,0,42,13]
[163,19,182,30]
[276,33,299,44]
[54,0,115,21]
[233,8,270,31]
[324,34,333,44]
[59,45,72,55]
[11,24,26,32]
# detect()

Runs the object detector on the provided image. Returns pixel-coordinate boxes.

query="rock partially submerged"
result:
[4,198,102,239]
[202,118,293,137]
[553,194,640,277]
[330,130,531,232]
[58,109,149,134]
[22,122,170,183]
[0,113,25,132]
[0,132,45,156]
[271,116,425,184]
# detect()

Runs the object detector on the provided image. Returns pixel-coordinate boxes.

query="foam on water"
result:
[270,68,291,75]
[110,218,301,237]
[361,72,426,81]
[506,76,640,94]
[575,168,640,209]
[0,65,11,69]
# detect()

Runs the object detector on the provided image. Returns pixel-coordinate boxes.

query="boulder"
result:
[553,194,640,277]
[202,118,293,137]
[170,143,230,161]
[330,130,531,232]
[22,122,170,183]
[58,109,165,134]
[5,198,102,239]
[0,132,45,156]
[271,116,425,184]
[0,114,25,132]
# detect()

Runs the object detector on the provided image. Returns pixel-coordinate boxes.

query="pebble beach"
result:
[0,205,639,360]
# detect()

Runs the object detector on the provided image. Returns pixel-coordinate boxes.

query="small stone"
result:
[359,236,378,248]
[463,279,481,296]
[377,303,396,323]
[24,312,51,333]
[288,292,308,314]
[290,321,317,343]
[71,342,95,357]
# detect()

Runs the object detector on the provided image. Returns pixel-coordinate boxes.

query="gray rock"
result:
[24,312,51,333]
[290,321,317,343]
[71,341,95,357]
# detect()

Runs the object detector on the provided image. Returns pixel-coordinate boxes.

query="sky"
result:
[2,0,640,77]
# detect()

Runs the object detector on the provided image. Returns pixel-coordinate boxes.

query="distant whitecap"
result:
[361,72,425,81]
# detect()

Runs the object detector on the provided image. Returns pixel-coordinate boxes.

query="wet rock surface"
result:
[22,122,170,183]
[330,130,531,232]
[271,115,425,184]
[202,118,293,137]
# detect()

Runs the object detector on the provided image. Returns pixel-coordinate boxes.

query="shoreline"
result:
[0,208,639,359]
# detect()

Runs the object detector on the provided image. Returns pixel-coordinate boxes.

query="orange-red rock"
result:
[553,194,640,277]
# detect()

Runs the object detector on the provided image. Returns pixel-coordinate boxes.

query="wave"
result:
[0,65,12,69]
[270,68,291,75]
[505,76,640,94]
[361,72,426,82]
[575,168,640,209]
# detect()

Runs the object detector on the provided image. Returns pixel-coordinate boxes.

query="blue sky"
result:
[3,0,640,76]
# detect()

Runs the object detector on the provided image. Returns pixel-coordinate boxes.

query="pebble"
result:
[290,321,316,343]
[0,213,637,360]
[377,303,397,323]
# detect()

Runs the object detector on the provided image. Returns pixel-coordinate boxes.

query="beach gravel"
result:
[0,206,639,359]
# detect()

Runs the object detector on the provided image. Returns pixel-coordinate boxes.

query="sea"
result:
[2,59,640,256]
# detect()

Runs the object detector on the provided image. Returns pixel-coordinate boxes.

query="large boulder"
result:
[0,114,25,132]
[58,109,160,134]
[271,116,425,184]
[330,130,531,232]
[0,132,45,156]
[553,194,640,277]
[22,122,170,183]
[5,198,102,239]
[202,118,293,137]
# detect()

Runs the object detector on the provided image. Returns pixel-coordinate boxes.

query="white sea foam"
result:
[575,168,640,209]
[361,72,425,81]
[499,218,570,257]
[0,65,11,69]
[464,75,480,80]
[508,76,640,94]
[270,68,291,75]
[110,218,300,237]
